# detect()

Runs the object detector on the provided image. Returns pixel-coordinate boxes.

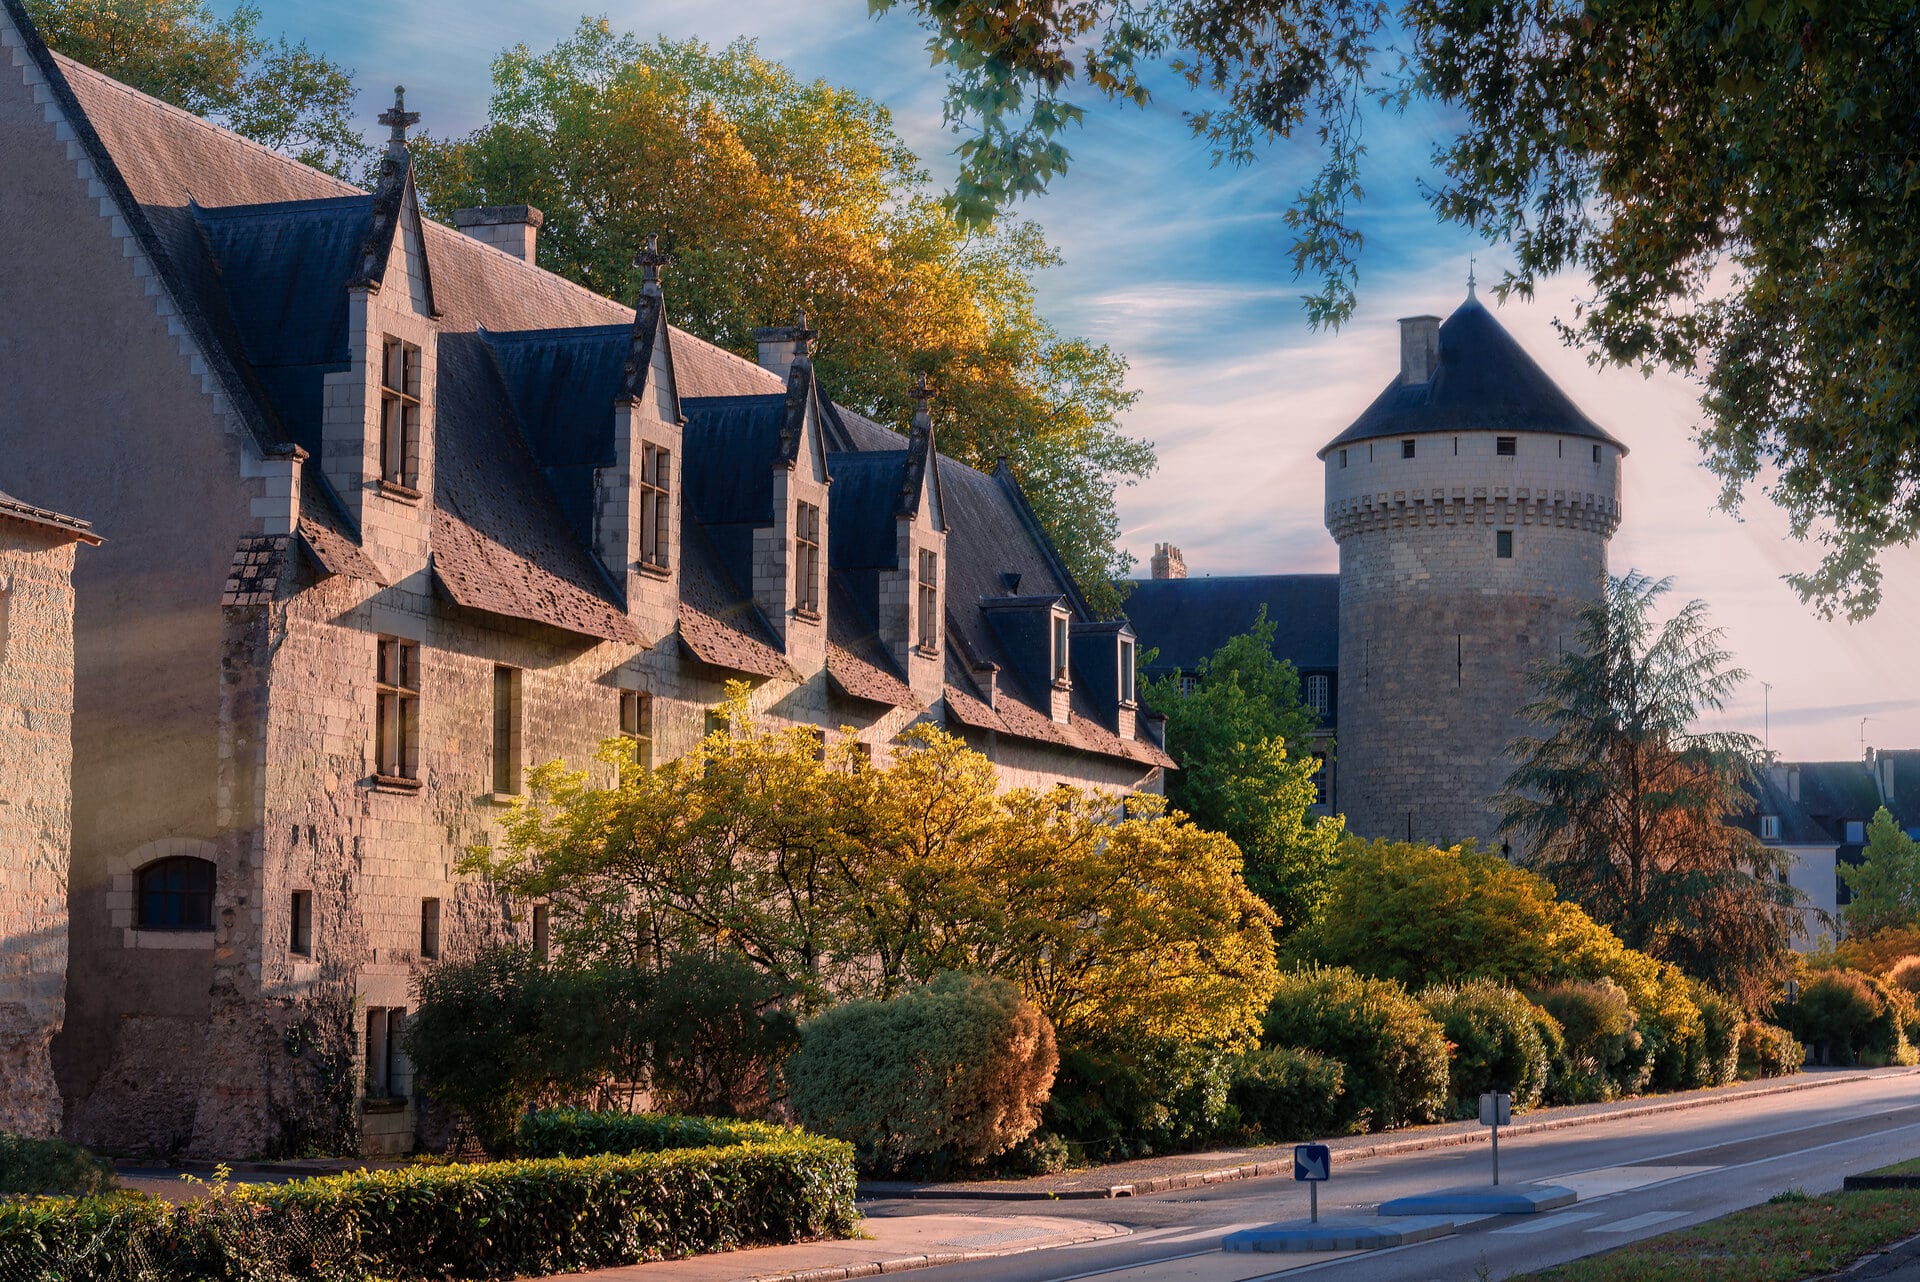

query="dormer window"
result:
[916,549,939,652]
[379,338,421,492]
[1760,815,1780,841]
[1052,614,1070,685]
[794,501,822,616]
[640,443,670,571]
[1119,638,1137,706]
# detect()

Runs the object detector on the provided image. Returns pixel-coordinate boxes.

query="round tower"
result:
[1319,293,1625,849]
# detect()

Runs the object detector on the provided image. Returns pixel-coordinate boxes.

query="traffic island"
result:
[1377,1183,1578,1215]
[1223,1215,1459,1252]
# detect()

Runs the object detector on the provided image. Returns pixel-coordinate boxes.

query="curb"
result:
[861,1067,1919,1202]
[737,1223,1130,1282]
[1844,1175,1920,1191]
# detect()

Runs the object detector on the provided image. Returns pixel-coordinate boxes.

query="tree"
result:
[28,0,369,179]
[408,20,1151,611]
[1495,572,1799,1004]
[874,0,1920,620]
[1140,608,1344,931]
[1841,808,1920,938]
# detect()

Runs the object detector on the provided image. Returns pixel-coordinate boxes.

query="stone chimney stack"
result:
[452,205,543,262]
[754,312,816,374]
[1399,315,1442,385]
[1150,542,1187,580]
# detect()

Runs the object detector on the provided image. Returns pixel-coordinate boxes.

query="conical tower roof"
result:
[1318,295,1627,457]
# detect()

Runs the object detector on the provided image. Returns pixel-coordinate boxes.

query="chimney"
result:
[1150,542,1187,580]
[754,312,816,373]
[1399,315,1442,385]
[972,662,1000,709]
[452,205,543,262]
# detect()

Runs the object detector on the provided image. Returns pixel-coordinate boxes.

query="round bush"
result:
[1227,1047,1352,1141]
[1418,981,1551,1116]
[1737,1021,1805,1078]
[1530,980,1643,1102]
[1261,967,1449,1132]
[1785,970,1885,1065]
[1887,956,1920,996]
[1044,1039,1237,1161]
[787,973,1057,1175]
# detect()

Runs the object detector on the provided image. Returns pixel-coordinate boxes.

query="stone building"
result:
[1125,291,1625,847]
[0,491,98,1137]
[0,5,1168,1158]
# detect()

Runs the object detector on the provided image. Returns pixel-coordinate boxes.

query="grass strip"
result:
[1510,1184,1920,1282]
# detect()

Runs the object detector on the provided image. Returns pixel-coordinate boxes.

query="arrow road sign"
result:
[1294,1143,1331,1181]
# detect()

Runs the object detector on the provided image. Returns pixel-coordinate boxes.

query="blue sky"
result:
[260,0,1919,761]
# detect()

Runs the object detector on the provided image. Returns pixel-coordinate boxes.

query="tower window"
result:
[137,857,215,931]
[1558,438,1564,458]
[1401,438,1416,459]
[290,890,313,955]
[1592,443,1602,463]
[1496,530,1514,559]
[492,665,522,796]
[1338,448,1348,468]
[1496,436,1517,456]
[420,897,441,960]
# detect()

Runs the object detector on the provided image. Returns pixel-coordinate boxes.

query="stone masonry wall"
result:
[0,528,79,1137]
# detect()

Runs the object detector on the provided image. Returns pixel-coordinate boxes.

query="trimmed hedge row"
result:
[516,1108,793,1157]
[0,1138,858,1282]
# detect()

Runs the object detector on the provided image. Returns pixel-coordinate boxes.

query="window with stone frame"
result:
[290,890,313,955]
[916,548,940,652]
[1496,436,1518,456]
[379,338,422,491]
[849,741,873,771]
[375,637,421,782]
[1052,614,1071,685]
[640,443,670,570]
[419,898,441,960]
[620,690,654,770]
[794,501,822,615]
[1304,673,1331,716]
[532,904,551,963]
[1496,530,1514,559]
[137,856,215,931]
[492,666,523,795]
[364,1007,408,1100]
[1119,637,1137,705]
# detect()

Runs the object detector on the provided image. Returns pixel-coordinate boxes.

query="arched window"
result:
[137,857,215,930]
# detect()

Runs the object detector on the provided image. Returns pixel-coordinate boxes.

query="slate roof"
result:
[0,488,102,544]
[1321,296,1627,456]
[1122,573,1338,687]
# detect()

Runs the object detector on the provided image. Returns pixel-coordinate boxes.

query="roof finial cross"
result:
[378,86,420,148]
[1467,254,1477,299]
[911,371,934,407]
[634,231,669,287]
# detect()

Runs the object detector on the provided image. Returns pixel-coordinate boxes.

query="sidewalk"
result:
[529,1214,1129,1282]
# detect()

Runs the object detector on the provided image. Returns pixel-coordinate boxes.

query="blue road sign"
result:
[1293,1143,1331,1182]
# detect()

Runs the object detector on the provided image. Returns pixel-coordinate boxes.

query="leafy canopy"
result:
[1840,808,1920,939]
[874,0,1920,619]
[1140,608,1344,931]
[410,20,1152,612]
[1495,572,1799,1005]
[28,0,369,178]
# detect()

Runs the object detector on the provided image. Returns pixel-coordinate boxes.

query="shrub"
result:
[1531,980,1645,1102]
[1887,956,1920,996]
[640,953,800,1117]
[1042,1039,1238,1161]
[1261,967,1449,1131]
[788,973,1057,1175]
[1686,988,1746,1089]
[1737,1021,1805,1078]
[0,1134,115,1196]
[1784,969,1886,1064]
[1227,1047,1352,1141]
[0,1188,356,1282]
[517,1109,792,1158]
[1418,982,1551,1116]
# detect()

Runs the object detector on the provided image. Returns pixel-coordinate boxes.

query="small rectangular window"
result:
[1496,436,1517,457]
[1338,448,1348,469]
[807,726,828,763]
[531,903,550,963]
[419,897,441,960]
[379,338,422,490]
[1178,673,1198,697]
[1592,443,1602,463]
[1304,673,1330,716]
[1401,438,1416,459]
[1558,438,1564,458]
[492,665,522,795]
[640,443,671,570]
[365,1007,408,1099]
[1847,820,1866,843]
[794,501,822,615]
[1052,615,1070,684]
[1496,530,1514,559]
[705,710,728,739]
[849,741,873,771]
[620,690,653,770]
[917,548,940,651]
[290,890,313,956]
[375,638,420,781]
[1119,638,1137,706]
[1760,815,1781,840]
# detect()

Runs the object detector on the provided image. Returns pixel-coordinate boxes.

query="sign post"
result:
[1293,1143,1331,1222]
[1478,1092,1511,1185]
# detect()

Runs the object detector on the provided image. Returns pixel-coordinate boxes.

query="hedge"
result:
[0,1138,858,1282]
[1262,967,1450,1132]
[517,1108,793,1158]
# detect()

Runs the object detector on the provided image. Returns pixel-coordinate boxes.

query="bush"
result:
[1887,956,1920,995]
[640,953,800,1117]
[1262,967,1450,1131]
[0,1134,115,1196]
[1227,1047,1352,1141]
[1784,969,1887,1065]
[1531,980,1645,1102]
[788,973,1057,1175]
[1685,988,1745,1089]
[0,1141,860,1282]
[1042,1039,1238,1161]
[517,1109,792,1158]
[1418,982,1552,1117]
[1737,1021,1806,1078]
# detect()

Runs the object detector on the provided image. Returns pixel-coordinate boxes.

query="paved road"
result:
[862,1068,1920,1282]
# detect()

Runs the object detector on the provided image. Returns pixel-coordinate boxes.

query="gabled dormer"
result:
[1071,620,1140,739]
[981,593,1075,723]
[752,318,832,673]
[321,89,438,581]
[886,376,949,703]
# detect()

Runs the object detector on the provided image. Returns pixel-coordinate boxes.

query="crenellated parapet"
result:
[1325,486,1622,541]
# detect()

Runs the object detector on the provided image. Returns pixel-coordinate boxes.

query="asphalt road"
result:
[862,1068,1920,1282]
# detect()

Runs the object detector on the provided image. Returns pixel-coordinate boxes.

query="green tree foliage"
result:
[409,20,1150,611]
[1841,808,1920,938]
[636,953,799,1119]
[27,0,368,178]
[1418,981,1553,1116]
[1141,609,1344,930]
[874,0,1920,618]
[1496,572,1800,1005]
[1261,967,1450,1131]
